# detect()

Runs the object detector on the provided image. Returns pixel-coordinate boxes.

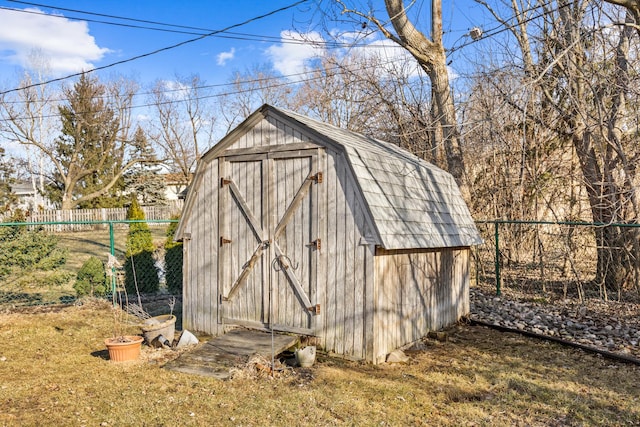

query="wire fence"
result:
[2,218,639,310]
[475,220,640,304]
[0,219,181,309]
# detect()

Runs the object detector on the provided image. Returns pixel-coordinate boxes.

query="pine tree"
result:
[0,147,17,213]
[124,198,159,293]
[48,73,133,209]
[124,127,167,206]
[164,215,182,294]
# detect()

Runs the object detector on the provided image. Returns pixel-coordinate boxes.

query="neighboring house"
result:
[175,104,482,364]
[163,173,190,202]
[10,181,52,212]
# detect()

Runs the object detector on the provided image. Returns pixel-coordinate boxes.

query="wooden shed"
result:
[175,104,482,364]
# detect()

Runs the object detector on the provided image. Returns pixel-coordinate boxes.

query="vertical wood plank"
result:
[265,157,275,328]
[352,212,365,360]
[334,156,347,357]
[324,152,338,353]
[217,158,228,326]
[314,148,326,340]
[363,235,375,363]
[343,182,356,357]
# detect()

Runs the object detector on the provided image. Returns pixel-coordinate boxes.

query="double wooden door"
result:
[218,148,322,335]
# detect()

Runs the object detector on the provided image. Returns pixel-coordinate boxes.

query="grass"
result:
[1,303,638,426]
[0,227,170,307]
[57,227,169,272]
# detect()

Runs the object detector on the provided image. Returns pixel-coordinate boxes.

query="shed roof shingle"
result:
[276,107,482,250]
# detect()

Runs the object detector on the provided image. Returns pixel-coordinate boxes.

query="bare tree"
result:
[473,0,640,293]
[149,74,215,182]
[1,73,144,209]
[215,64,295,132]
[330,0,466,187]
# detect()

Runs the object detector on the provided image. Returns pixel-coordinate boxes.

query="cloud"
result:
[158,79,190,100]
[266,31,325,78]
[0,7,110,75]
[351,38,423,77]
[216,48,235,66]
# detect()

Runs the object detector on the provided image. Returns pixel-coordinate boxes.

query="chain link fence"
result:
[2,218,639,310]
[0,219,180,309]
[474,220,640,303]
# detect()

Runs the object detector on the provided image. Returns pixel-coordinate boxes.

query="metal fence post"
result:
[109,221,116,302]
[495,221,501,296]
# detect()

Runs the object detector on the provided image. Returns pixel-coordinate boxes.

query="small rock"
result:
[386,349,409,364]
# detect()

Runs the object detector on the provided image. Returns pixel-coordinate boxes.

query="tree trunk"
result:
[382,0,466,188]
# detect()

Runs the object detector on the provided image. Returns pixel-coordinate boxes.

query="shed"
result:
[175,104,482,364]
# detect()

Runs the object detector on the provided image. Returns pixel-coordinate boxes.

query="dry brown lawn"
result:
[0,302,638,426]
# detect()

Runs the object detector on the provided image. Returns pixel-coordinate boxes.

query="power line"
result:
[0,0,310,96]
[0,5,328,46]
[448,0,572,54]
[0,55,411,122]
[3,1,402,51]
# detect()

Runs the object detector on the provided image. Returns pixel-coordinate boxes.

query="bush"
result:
[124,198,159,294]
[74,256,108,297]
[0,212,67,281]
[164,216,183,294]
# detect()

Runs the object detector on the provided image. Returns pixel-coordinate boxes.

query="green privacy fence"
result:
[475,220,640,302]
[0,219,180,308]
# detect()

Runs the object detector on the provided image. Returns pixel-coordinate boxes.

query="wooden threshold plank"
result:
[164,329,299,379]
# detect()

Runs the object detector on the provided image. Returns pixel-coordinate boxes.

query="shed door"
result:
[219,149,321,335]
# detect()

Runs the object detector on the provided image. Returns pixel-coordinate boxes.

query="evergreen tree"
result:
[164,215,183,294]
[46,73,141,209]
[124,198,159,293]
[124,127,167,206]
[0,147,17,213]
[74,256,108,297]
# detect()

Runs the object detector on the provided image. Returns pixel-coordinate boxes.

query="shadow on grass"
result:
[313,325,640,425]
[0,291,76,308]
[91,349,110,360]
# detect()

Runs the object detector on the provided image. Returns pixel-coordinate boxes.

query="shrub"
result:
[124,198,159,294]
[74,256,108,297]
[164,216,183,294]
[0,212,67,281]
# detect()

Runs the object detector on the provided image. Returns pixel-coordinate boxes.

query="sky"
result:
[0,0,489,91]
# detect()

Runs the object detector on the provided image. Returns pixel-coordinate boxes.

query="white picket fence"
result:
[26,204,182,232]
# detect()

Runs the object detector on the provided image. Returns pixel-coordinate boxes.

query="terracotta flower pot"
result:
[105,335,143,362]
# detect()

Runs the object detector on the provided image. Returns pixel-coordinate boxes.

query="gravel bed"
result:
[470,287,640,359]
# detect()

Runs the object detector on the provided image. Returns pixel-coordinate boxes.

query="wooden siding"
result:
[319,149,372,361]
[179,109,474,364]
[373,248,470,363]
[182,160,222,336]
[228,114,308,150]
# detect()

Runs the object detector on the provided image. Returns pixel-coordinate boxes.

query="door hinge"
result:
[220,177,232,187]
[308,304,320,315]
[308,171,323,183]
[220,236,232,246]
[310,238,321,251]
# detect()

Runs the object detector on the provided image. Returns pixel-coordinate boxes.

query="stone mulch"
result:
[470,286,640,360]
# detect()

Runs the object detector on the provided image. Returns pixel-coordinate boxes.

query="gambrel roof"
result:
[178,104,482,250]
[277,107,482,250]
